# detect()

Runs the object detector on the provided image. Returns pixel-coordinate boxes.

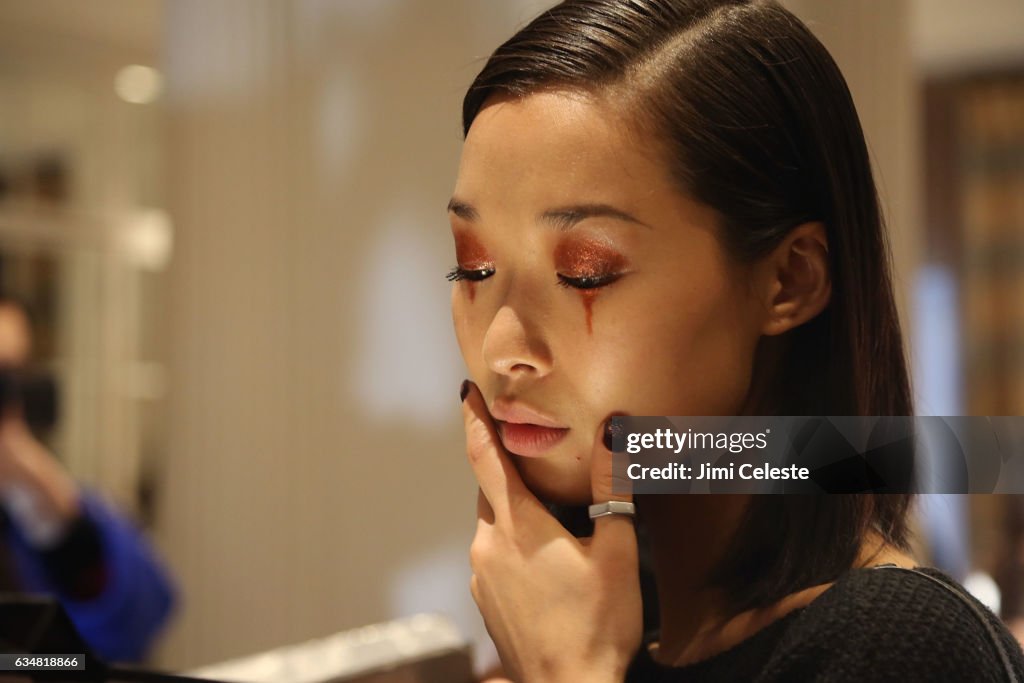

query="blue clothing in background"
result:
[4,490,177,662]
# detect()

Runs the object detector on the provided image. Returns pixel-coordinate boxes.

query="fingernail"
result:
[603,419,619,452]
[459,379,470,402]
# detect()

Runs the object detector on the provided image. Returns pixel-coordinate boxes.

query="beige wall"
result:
[911,0,1024,75]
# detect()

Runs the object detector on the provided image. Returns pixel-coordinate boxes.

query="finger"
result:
[591,416,633,504]
[477,487,495,526]
[461,380,541,524]
[590,415,637,555]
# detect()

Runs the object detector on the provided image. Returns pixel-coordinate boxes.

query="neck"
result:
[637,494,750,664]
[639,496,917,667]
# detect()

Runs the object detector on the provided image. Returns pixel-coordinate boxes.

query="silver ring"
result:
[588,501,636,520]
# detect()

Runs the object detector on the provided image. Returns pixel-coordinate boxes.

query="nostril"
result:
[481,306,553,377]
[490,359,537,376]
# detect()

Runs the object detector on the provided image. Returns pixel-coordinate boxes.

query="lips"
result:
[491,398,569,457]
[497,422,570,457]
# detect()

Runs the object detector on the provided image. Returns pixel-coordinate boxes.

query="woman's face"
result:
[450,91,766,504]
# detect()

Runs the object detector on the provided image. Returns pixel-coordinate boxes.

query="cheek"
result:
[576,279,757,416]
[451,288,480,370]
[649,315,754,414]
[515,458,592,506]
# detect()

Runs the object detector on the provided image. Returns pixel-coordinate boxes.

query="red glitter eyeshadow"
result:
[553,239,627,333]
[453,231,493,302]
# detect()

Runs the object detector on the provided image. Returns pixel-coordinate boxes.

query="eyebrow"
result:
[540,204,651,231]
[446,198,650,230]
[447,198,479,222]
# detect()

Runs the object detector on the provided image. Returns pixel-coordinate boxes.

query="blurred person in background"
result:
[0,293,176,662]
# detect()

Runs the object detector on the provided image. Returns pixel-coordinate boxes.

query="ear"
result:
[755,222,831,336]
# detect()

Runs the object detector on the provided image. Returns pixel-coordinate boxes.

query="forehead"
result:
[455,91,672,210]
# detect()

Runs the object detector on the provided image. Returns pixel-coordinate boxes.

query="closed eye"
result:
[447,266,495,282]
[556,273,622,290]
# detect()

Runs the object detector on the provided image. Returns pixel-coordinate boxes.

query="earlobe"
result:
[760,222,831,337]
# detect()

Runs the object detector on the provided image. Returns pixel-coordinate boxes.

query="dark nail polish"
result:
[603,419,618,451]
[459,380,470,402]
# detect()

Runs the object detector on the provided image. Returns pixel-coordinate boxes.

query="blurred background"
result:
[0,0,1021,675]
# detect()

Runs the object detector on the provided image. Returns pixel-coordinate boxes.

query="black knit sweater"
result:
[625,566,1024,682]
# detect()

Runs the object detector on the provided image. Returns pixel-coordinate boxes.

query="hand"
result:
[462,381,643,683]
[478,661,513,683]
[0,410,80,537]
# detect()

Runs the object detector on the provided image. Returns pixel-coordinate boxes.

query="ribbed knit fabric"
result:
[626,566,1024,682]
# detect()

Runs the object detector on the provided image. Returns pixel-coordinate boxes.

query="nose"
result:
[481,304,553,379]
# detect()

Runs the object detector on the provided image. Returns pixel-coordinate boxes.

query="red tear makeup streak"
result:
[580,290,598,334]
[453,231,492,303]
[554,239,627,335]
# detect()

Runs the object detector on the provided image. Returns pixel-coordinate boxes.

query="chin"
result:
[513,455,592,506]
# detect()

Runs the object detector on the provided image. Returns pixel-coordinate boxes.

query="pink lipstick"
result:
[491,399,569,457]
[497,422,570,457]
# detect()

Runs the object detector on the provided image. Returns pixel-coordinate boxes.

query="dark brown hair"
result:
[462,0,914,614]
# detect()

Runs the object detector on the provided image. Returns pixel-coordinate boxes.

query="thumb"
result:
[590,416,636,556]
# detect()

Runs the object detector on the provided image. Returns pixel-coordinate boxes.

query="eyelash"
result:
[446,266,621,291]
[556,273,621,290]
[446,266,495,282]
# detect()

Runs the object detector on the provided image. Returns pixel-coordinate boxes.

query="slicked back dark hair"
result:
[462,0,914,615]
